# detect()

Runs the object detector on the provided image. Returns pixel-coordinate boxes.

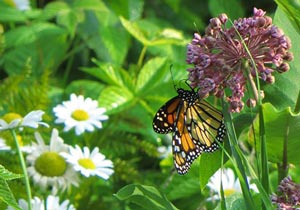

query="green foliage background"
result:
[1,0,300,209]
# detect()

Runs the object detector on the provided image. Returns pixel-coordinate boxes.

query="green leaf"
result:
[0,166,22,210]
[264,7,300,109]
[163,166,201,201]
[39,1,70,21]
[109,0,144,20]
[199,141,230,190]
[56,8,84,37]
[2,22,68,75]
[115,184,179,210]
[136,57,168,94]
[250,103,300,164]
[208,0,244,20]
[0,165,23,180]
[65,79,105,98]
[97,24,129,65]
[215,193,246,210]
[82,60,126,86]
[275,0,300,32]
[120,17,184,46]
[98,86,134,114]
[0,6,27,22]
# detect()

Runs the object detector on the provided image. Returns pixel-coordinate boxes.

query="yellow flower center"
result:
[78,158,96,170]
[35,152,67,177]
[3,0,16,8]
[2,113,22,123]
[71,109,89,121]
[224,188,236,197]
[16,135,23,147]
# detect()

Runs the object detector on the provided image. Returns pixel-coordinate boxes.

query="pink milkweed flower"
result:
[186,8,293,112]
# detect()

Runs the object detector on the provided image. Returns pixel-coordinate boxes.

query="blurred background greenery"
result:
[1,0,297,209]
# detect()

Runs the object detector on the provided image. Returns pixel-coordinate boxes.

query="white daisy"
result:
[157,145,172,159]
[207,168,258,199]
[7,195,75,210]
[0,138,10,151]
[53,94,108,135]
[208,168,240,198]
[7,196,43,210]
[61,145,114,179]
[26,129,79,194]
[0,136,32,153]
[6,0,31,11]
[0,110,48,131]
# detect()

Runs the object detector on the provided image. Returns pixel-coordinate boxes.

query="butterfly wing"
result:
[186,100,226,152]
[153,88,226,175]
[152,96,181,134]
[173,99,226,175]
[172,100,203,174]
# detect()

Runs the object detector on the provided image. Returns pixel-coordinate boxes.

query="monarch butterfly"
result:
[153,87,226,175]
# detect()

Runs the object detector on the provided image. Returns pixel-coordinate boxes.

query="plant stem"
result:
[137,45,147,70]
[11,130,32,210]
[294,90,300,113]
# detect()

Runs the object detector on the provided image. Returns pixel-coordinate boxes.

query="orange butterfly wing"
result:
[153,88,226,175]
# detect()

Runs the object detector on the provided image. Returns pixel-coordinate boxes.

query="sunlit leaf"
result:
[115,184,179,210]
[264,7,300,109]
[98,86,134,114]
[250,103,300,164]
[136,57,167,94]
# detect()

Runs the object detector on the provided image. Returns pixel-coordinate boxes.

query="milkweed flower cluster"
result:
[271,176,300,209]
[186,8,293,112]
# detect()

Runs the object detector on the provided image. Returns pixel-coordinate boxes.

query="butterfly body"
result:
[153,88,226,175]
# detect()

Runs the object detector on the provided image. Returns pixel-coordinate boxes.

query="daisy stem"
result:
[11,129,32,210]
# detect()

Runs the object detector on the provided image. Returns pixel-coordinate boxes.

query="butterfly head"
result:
[176,88,198,106]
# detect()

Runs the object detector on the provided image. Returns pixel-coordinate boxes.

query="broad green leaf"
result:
[0,165,23,180]
[199,142,230,190]
[56,8,84,37]
[65,79,105,99]
[275,0,300,32]
[72,0,108,10]
[2,22,68,76]
[264,7,300,109]
[39,1,70,21]
[98,86,134,114]
[0,6,27,22]
[77,7,128,64]
[208,0,244,20]
[163,165,201,201]
[82,60,126,86]
[120,17,184,46]
[214,193,246,210]
[136,57,167,94]
[215,193,262,210]
[250,103,300,164]
[120,16,149,45]
[4,22,67,48]
[106,0,144,21]
[0,166,22,210]
[0,178,21,210]
[115,184,179,210]
[97,24,129,65]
